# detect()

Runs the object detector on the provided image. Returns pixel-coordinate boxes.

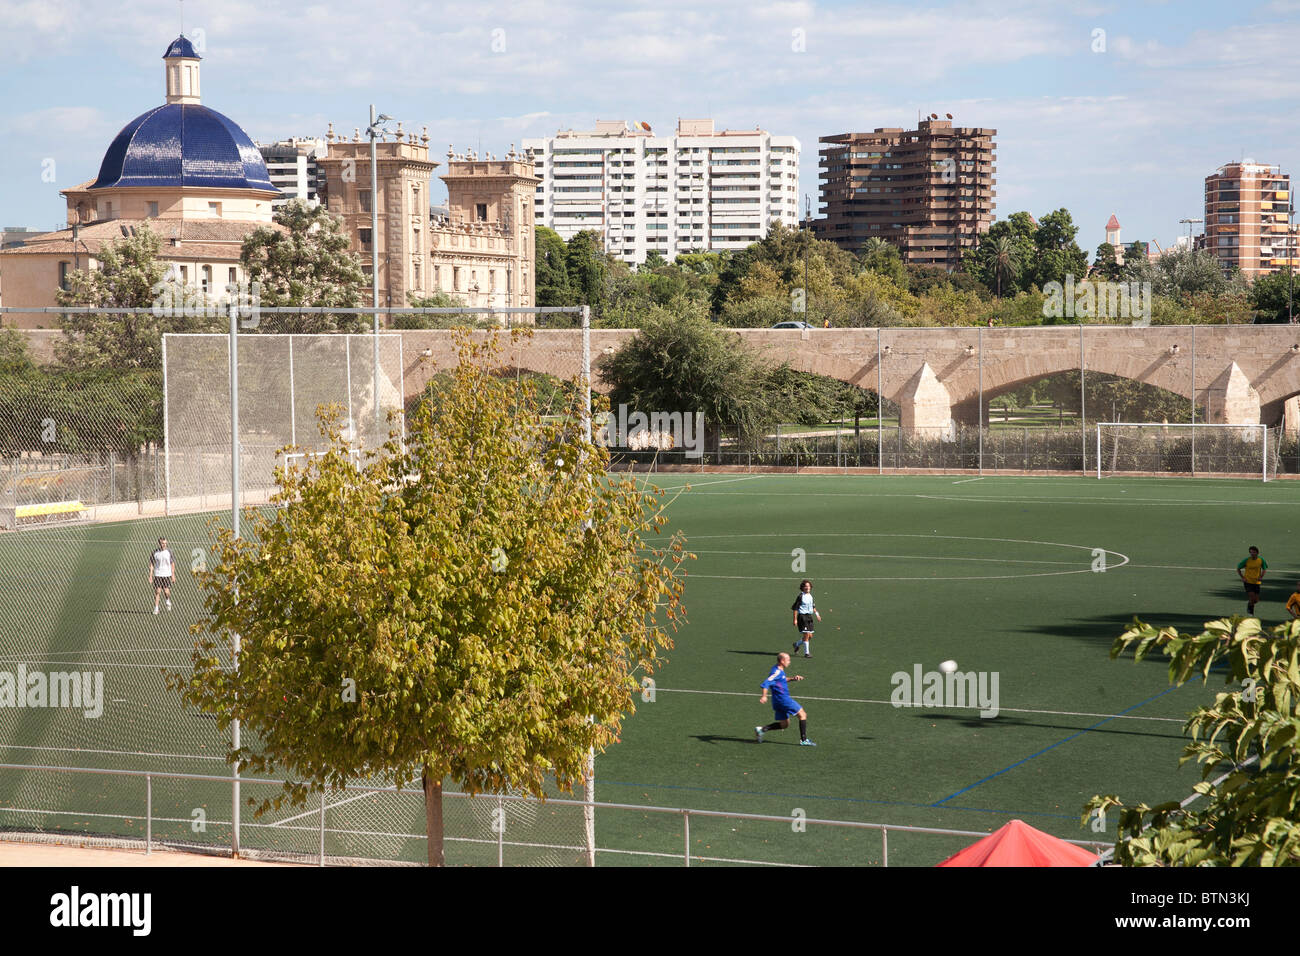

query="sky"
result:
[2,0,1300,255]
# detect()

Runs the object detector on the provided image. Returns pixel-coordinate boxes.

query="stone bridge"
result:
[397,325,1300,433]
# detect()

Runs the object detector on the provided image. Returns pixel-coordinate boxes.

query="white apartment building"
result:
[257,137,328,209]
[523,119,800,264]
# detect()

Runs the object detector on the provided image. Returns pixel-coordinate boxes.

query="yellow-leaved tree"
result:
[173,331,691,865]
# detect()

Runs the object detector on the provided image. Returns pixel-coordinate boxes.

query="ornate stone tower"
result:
[318,123,436,308]
[435,146,539,309]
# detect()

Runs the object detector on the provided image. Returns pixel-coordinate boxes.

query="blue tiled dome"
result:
[91,104,277,192]
[163,36,201,59]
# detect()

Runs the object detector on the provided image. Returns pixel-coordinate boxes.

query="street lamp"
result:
[367,106,397,427]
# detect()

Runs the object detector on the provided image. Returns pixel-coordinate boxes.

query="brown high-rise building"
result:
[816,118,996,269]
[1203,162,1293,279]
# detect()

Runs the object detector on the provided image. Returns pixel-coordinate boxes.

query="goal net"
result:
[1095,423,1279,481]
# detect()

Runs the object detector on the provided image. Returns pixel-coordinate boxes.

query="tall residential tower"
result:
[1203,162,1294,278]
[816,118,996,270]
[524,119,799,264]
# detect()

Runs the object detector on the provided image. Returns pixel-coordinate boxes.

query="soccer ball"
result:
[939,660,957,675]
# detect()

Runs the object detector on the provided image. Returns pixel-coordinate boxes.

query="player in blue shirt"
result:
[755,652,815,746]
[791,579,821,658]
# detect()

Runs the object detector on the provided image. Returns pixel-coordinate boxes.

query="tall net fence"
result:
[0,310,597,863]
[163,333,406,513]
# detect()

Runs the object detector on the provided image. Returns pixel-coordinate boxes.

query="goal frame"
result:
[1095,422,1271,482]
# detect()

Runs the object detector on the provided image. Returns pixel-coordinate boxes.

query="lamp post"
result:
[367,106,396,428]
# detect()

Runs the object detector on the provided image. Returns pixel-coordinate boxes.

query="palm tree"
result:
[989,235,1020,298]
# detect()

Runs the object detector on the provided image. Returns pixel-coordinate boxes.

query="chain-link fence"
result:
[162,332,406,514]
[0,764,1110,867]
[607,423,1296,476]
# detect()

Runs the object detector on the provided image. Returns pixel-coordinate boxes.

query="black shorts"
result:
[1243,581,1261,596]
[153,576,173,589]
[796,613,816,634]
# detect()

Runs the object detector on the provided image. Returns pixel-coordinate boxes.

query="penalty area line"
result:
[654,687,1185,723]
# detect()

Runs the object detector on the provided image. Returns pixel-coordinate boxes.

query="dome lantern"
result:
[163,35,201,105]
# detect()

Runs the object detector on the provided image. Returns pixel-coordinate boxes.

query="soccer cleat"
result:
[165,599,171,610]
[793,641,800,652]
[754,726,765,743]
[799,739,817,747]
[152,606,159,615]
[804,654,811,658]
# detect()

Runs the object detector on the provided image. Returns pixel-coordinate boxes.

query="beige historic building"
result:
[1,35,540,330]
[319,127,539,313]
[0,36,280,328]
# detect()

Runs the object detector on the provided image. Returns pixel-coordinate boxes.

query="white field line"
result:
[648,473,1271,488]
[595,846,805,866]
[688,550,1085,567]
[678,475,766,488]
[655,687,1187,723]
[674,490,1289,507]
[952,477,984,484]
[267,789,376,828]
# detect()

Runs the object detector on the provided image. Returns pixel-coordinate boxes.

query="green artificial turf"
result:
[0,474,1294,865]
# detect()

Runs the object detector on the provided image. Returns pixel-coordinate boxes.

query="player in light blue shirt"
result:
[755,652,815,746]
[791,579,821,657]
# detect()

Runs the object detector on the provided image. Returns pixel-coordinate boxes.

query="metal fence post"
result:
[978,327,984,475]
[683,811,691,867]
[882,826,888,867]
[145,773,152,855]
[498,794,505,867]
[319,791,326,866]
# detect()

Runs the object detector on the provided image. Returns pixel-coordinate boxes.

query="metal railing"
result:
[0,762,1110,867]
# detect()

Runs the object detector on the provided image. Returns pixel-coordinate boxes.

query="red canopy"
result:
[936,819,1099,867]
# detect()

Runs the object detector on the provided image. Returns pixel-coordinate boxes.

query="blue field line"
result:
[929,683,1183,807]
[596,778,1080,823]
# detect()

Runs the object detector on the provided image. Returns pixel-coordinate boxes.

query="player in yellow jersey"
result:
[1236,546,1267,617]
[1286,582,1300,620]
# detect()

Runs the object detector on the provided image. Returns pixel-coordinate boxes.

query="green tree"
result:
[1033,371,1198,422]
[1144,247,1242,301]
[988,235,1023,297]
[1092,242,1123,282]
[534,226,574,307]
[596,311,775,450]
[1248,269,1296,323]
[711,222,857,317]
[964,213,1036,296]
[175,332,690,867]
[55,223,217,371]
[0,325,34,375]
[239,199,367,333]
[565,230,610,313]
[1087,616,1300,866]
[1031,208,1089,289]
[857,238,908,288]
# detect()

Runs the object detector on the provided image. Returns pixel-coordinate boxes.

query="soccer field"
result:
[0,474,1293,865]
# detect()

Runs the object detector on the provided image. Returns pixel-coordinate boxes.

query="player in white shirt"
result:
[150,537,174,615]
